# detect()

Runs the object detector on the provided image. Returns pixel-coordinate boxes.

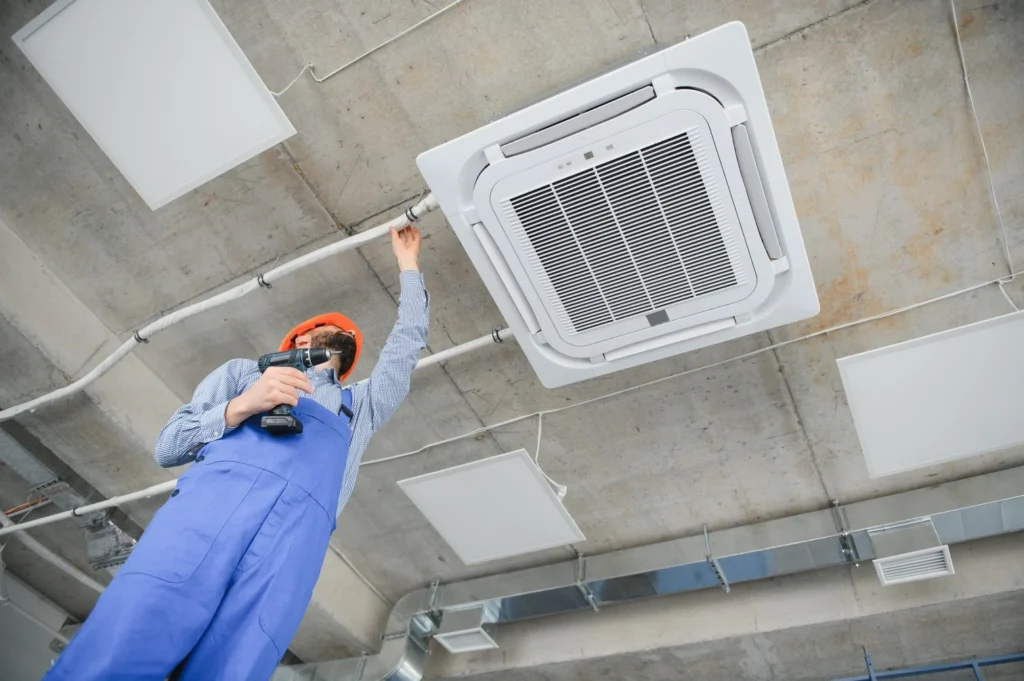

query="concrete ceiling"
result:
[1,0,1023,676]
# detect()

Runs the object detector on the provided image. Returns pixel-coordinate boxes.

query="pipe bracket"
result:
[704,525,730,593]
[573,556,599,612]
[831,500,859,563]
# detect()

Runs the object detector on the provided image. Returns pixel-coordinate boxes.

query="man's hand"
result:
[390,225,421,272]
[224,367,313,427]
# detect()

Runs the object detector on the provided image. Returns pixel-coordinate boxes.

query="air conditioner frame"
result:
[418,22,818,388]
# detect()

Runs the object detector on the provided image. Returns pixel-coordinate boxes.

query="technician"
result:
[46,226,428,681]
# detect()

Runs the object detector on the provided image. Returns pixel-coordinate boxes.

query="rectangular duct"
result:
[273,466,1024,681]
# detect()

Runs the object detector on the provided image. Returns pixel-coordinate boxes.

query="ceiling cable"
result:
[271,0,469,97]
[362,269,1023,469]
[532,412,567,499]
[998,281,1020,312]
[950,0,1015,280]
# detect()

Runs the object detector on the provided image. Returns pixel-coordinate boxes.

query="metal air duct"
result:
[272,466,1024,681]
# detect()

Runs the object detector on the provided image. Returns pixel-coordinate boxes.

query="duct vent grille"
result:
[506,131,742,334]
[874,546,954,586]
[434,629,499,654]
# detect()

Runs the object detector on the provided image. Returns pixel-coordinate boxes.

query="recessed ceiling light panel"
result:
[838,311,1024,477]
[398,450,585,565]
[13,0,296,209]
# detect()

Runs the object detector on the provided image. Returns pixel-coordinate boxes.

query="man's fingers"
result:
[273,390,299,407]
[268,379,296,394]
[269,367,308,381]
[276,374,313,393]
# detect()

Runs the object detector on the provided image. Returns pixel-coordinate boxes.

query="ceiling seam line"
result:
[279,144,352,235]
[753,0,877,54]
[769,344,834,502]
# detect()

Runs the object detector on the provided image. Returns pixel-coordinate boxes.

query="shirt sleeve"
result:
[339,270,429,514]
[153,358,257,468]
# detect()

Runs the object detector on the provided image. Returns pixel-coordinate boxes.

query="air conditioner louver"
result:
[874,546,955,586]
[418,21,819,387]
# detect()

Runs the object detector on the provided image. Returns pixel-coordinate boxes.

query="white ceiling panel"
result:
[398,450,585,565]
[838,311,1024,477]
[13,0,295,210]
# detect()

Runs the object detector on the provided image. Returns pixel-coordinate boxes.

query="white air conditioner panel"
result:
[418,22,819,387]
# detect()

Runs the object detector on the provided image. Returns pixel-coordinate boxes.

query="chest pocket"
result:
[119,463,261,583]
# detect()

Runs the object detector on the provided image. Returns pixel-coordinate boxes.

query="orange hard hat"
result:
[278,313,363,382]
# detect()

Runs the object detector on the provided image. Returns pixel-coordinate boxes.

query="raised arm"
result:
[354,227,429,433]
[334,227,428,516]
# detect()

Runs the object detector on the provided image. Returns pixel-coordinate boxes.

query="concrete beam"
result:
[0,216,183,456]
[0,216,390,660]
[428,534,1024,679]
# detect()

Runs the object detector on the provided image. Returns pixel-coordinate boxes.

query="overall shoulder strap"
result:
[339,388,354,421]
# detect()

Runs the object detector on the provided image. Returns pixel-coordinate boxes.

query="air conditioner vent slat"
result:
[873,546,954,586]
[507,130,738,333]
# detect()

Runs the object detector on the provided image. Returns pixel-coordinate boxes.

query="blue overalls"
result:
[45,395,352,681]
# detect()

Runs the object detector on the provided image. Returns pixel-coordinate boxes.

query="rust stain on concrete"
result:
[803,240,888,336]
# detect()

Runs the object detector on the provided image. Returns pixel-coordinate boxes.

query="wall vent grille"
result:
[505,131,742,334]
[434,629,499,654]
[874,546,954,586]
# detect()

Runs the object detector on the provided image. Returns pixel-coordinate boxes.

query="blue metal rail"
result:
[833,649,1024,681]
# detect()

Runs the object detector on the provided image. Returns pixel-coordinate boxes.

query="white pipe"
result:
[0,325,512,540]
[0,510,106,593]
[0,195,439,425]
[414,327,514,370]
[0,481,177,540]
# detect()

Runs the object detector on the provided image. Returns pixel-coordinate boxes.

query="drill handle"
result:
[269,404,293,417]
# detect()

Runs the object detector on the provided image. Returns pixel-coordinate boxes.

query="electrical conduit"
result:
[0,326,513,540]
[0,194,440,426]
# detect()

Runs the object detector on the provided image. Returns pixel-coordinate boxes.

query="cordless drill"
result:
[256,348,333,435]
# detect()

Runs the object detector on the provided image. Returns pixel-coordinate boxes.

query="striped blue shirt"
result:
[154,270,429,518]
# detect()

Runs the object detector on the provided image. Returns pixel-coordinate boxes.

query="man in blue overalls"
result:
[46,226,428,681]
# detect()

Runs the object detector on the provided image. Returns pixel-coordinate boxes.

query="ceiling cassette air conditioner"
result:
[417,22,818,388]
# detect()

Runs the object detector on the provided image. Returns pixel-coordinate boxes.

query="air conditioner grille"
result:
[507,131,741,333]
[434,629,499,654]
[874,546,954,586]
